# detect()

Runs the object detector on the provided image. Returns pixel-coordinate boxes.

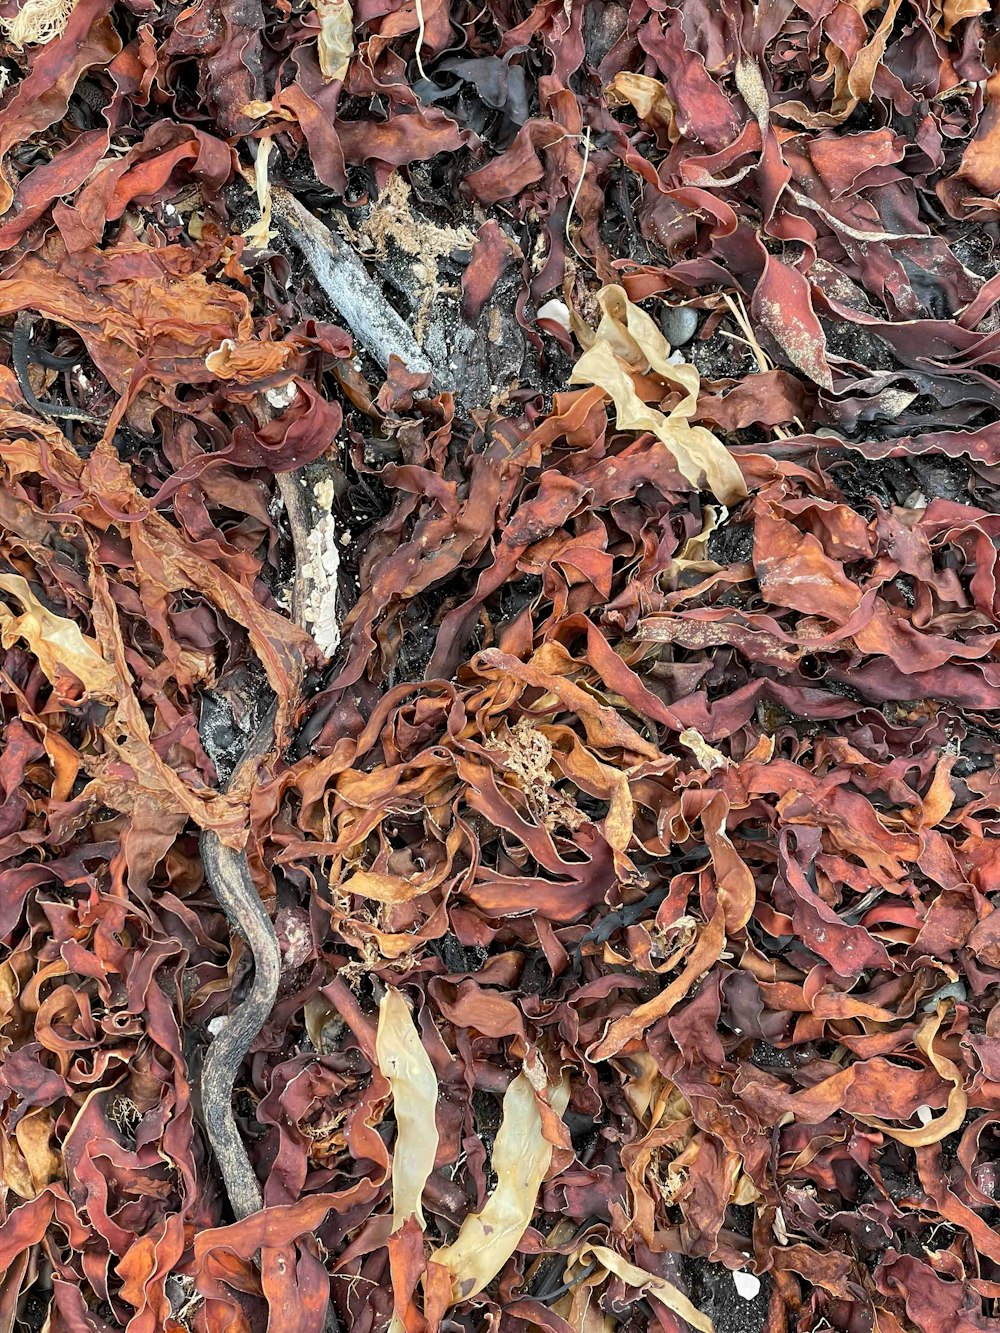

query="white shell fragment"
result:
[732,1271,762,1301]
[265,381,299,410]
[537,298,572,334]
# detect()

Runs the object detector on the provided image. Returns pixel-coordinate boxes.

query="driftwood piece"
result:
[269,184,453,391]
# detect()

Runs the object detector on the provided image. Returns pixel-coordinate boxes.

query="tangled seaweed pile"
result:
[0,1,999,1332]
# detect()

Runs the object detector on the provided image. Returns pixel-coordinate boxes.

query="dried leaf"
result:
[605,73,677,143]
[0,0,998,1326]
[751,255,833,391]
[680,727,731,773]
[853,1005,968,1146]
[243,135,277,252]
[589,909,727,1061]
[0,573,118,702]
[939,0,990,33]
[1,1111,60,1198]
[577,1245,714,1333]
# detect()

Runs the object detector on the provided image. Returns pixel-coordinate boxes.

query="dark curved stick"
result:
[197,472,318,1220]
[198,468,343,1328]
[199,702,282,1220]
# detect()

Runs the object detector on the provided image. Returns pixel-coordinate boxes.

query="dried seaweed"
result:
[0,2,998,1332]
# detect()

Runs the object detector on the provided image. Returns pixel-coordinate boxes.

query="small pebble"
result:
[921,978,967,1010]
[537,298,572,334]
[733,1271,761,1301]
[661,304,699,347]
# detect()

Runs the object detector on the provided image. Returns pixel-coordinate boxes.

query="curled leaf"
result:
[341,869,432,904]
[314,0,353,81]
[204,338,292,382]
[576,1244,714,1333]
[680,727,731,773]
[244,135,276,252]
[605,73,677,142]
[589,908,727,1061]
[853,1004,967,1146]
[1,1110,61,1198]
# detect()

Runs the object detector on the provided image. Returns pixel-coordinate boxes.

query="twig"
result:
[275,470,313,627]
[201,172,453,1226]
[198,468,343,1331]
[719,291,791,438]
[721,290,771,373]
[197,204,448,1317]
[198,708,281,1221]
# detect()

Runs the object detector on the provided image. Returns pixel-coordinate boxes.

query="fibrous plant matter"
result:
[1,3,1000,1333]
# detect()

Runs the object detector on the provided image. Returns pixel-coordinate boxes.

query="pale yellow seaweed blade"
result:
[579,1244,714,1333]
[376,987,440,1232]
[569,286,747,505]
[431,1065,570,1304]
[0,573,118,701]
[314,0,353,82]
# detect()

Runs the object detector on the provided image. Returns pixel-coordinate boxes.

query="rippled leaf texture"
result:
[570,285,748,503]
[0,0,997,1331]
[0,572,118,701]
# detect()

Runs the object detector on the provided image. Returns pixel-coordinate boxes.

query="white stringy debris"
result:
[304,477,341,656]
[2,0,76,45]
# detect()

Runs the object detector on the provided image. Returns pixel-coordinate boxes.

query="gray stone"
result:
[661,304,699,347]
